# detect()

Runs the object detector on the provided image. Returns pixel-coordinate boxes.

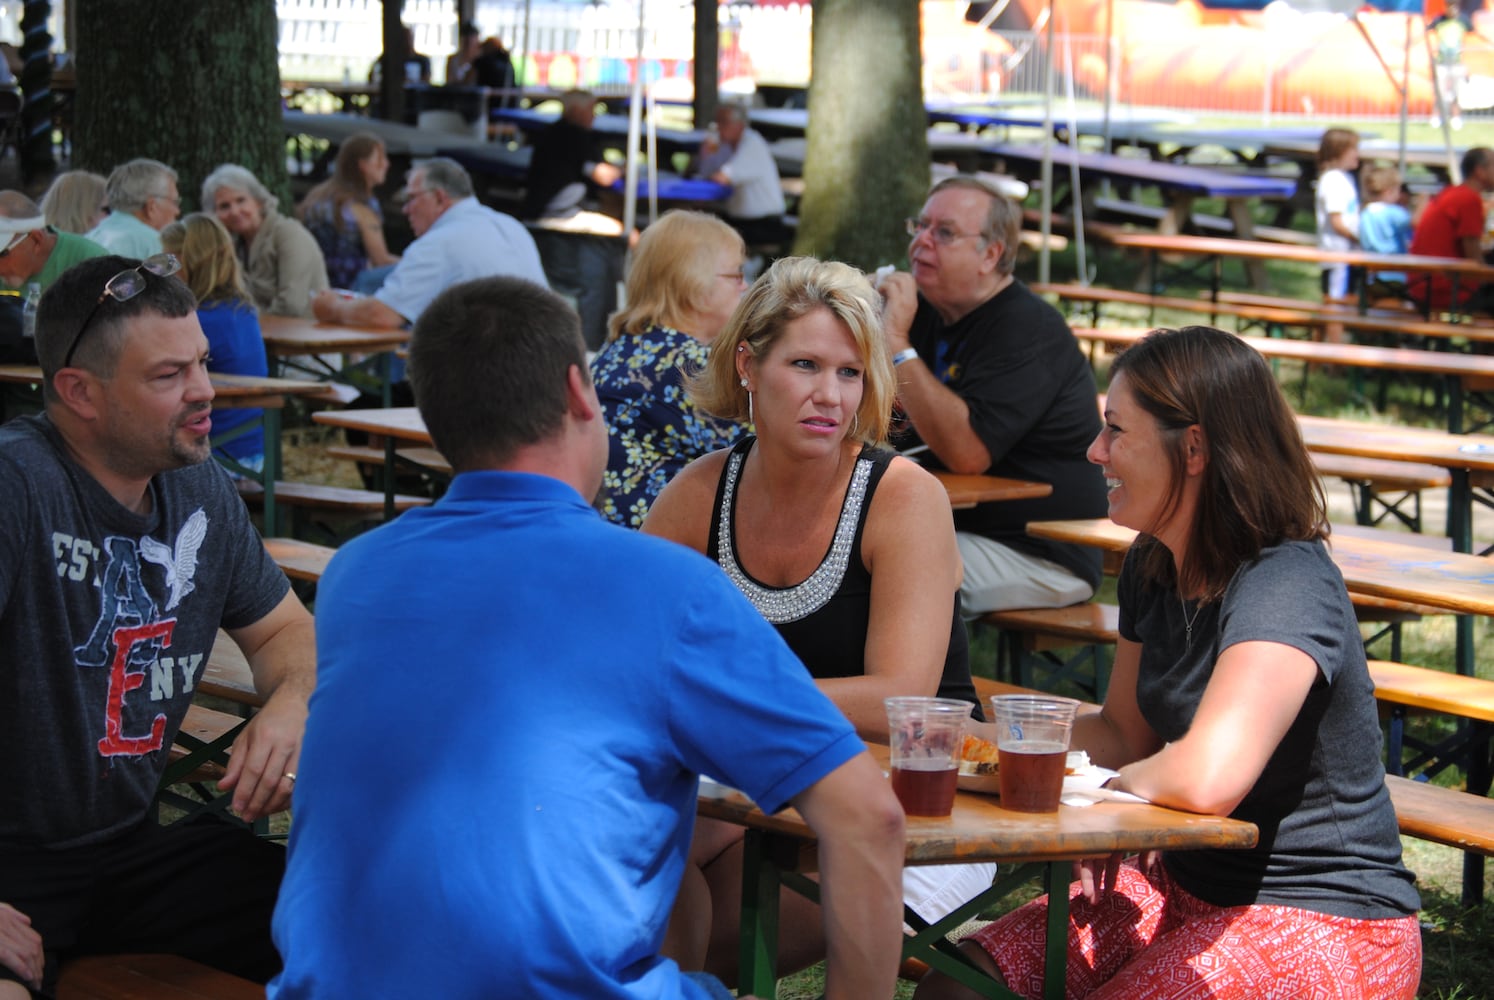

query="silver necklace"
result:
[1181,597,1203,644]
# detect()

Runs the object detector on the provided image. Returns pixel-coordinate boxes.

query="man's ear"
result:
[566,364,599,422]
[50,369,104,422]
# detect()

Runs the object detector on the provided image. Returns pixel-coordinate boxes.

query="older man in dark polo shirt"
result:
[881,175,1108,616]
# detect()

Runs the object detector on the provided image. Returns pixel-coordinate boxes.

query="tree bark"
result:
[794,0,928,270]
[72,0,287,210]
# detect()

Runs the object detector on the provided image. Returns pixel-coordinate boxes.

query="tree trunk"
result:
[794,0,928,270]
[72,0,287,211]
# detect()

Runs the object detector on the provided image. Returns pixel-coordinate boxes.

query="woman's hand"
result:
[1073,852,1123,905]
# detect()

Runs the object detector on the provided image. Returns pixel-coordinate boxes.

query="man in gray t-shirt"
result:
[0,256,315,997]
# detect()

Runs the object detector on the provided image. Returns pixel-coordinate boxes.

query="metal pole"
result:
[1039,5,1055,285]
[623,0,647,236]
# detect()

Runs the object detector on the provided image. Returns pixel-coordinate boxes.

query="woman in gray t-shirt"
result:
[916,326,1421,1000]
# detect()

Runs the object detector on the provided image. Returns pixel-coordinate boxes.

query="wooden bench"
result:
[976,604,1119,701]
[1088,197,1315,246]
[57,953,264,999]
[239,480,431,544]
[325,443,453,477]
[239,480,431,515]
[1309,453,1452,533]
[1368,659,1494,783]
[1385,775,1494,857]
[261,537,335,584]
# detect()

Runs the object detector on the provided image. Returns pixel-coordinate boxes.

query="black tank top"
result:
[707,437,981,718]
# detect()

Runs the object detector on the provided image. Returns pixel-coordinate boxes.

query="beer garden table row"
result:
[1075,326,1494,436]
[1107,231,1494,312]
[309,406,1053,518]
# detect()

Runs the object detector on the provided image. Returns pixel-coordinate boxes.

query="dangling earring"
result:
[740,379,754,425]
[849,414,861,439]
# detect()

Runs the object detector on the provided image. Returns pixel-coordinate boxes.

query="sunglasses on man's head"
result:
[59,254,182,369]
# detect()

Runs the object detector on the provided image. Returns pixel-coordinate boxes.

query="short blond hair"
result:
[607,210,744,340]
[689,256,894,447]
[1362,165,1402,201]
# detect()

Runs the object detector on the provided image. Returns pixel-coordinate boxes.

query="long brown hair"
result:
[299,133,386,217]
[1112,326,1327,601]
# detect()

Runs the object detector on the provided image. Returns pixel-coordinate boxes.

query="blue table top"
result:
[927,106,1190,136]
[492,108,707,149]
[1122,125,1345,151]
[983,143,1297,198]
[608,173,728,202]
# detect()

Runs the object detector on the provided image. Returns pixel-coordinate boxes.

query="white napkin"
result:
[1060,766,1150,808]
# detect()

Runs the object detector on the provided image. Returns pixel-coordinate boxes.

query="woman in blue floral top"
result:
[590,210,749,526]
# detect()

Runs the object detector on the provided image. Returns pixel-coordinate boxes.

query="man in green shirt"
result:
[0,191,108,292]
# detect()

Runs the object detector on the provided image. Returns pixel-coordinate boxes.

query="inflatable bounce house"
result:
[965,0,1494,116]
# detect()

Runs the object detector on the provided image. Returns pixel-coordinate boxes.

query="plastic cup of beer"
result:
[989,694,1080,813]
[884,696,971,817]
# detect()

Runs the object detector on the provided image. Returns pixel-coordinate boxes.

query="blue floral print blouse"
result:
[590,325,744,527]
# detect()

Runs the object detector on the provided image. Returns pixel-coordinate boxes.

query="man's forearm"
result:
[896,360,992,474]
[817,825,905,1000]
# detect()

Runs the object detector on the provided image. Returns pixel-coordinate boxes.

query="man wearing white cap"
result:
[0,191,108,292]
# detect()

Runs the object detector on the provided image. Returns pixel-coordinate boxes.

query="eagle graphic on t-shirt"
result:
[139,509,208,611]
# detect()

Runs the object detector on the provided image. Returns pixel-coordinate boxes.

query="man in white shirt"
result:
[699,104,786,250]
[311,158,547,330]
[85,159,180,258]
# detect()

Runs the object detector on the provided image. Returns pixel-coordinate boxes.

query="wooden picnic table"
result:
[0,364,328,535]
[1107,231,1494,310]
[1074,326,1494,434]
[257,314,412,407]
[1027,512,1494,689]
[985,143,1296,288]
[934,471,1052,509]
[703,742,1257,999]
[1295,414,1494,555]
[1027,517,1494,617]
[311,406,1052,517]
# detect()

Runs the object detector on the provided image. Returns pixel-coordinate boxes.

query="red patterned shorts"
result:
[963,859,1421,999]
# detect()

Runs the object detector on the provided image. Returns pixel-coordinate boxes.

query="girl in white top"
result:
[1315,128,1361,302]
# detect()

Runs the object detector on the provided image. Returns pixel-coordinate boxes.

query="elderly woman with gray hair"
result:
[202,163,329,317]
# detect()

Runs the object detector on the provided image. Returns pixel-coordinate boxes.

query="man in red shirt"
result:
[1408,146,1493,310]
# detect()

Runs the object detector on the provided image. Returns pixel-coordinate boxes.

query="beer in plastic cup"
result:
[989,694,1080,813]
[884,696,970,817]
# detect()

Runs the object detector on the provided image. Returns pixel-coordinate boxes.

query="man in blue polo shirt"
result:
[271,276,904,1000]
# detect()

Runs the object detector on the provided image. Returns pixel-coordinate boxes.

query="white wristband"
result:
[892,347,919,367]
